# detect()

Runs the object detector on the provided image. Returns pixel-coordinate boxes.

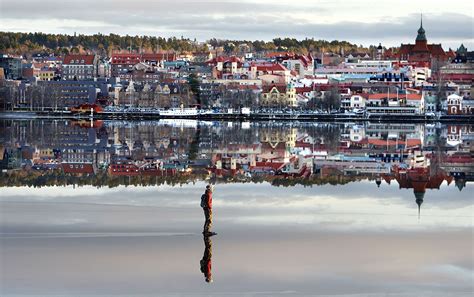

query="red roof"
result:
[441,73,474,82]
[206,56,242,65]
[236,84,260,90]
[111,53,177,65]
[63,55,95,65]
[295,87,313,94]
[255,63,288,72]
[262,84,287,93]
[142,53,177,62]
[253,161,286,171]
[111,54,141,65]
[265,51,294,58]
[447,49,456,59]
[367,139,422,146]
[368,93,422,100]
[62,163,95,174]
[399,44,447,58]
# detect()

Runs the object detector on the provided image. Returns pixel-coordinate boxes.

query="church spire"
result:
[416,14,427,42]
[415,191,424,220]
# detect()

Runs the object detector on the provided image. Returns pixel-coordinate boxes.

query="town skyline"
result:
[0,0,472,50]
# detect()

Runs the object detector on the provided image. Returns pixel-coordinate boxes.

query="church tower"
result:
[414,15,429,52]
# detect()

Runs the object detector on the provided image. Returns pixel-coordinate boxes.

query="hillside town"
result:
[0,18,473,117]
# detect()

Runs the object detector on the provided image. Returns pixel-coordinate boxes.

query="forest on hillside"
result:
[0,31,374,57]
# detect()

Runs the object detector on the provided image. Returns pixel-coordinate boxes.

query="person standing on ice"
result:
[201,185,214,235]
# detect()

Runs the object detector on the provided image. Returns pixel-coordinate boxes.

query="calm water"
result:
[0,119,473,296]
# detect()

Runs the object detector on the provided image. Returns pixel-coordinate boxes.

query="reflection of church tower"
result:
[411,169,428,219]
[392,160,449,220]
[455,178,466,191]
[415,191,424,219]
[375,176,382,187]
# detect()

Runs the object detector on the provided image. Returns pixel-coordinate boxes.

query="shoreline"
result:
[0,111,472,123]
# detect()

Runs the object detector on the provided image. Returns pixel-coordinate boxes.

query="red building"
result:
[111,53,177,77]
[398,17,448,68]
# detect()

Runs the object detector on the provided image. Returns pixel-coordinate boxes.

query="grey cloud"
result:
[1,0,471,48]
[0,0,318,20]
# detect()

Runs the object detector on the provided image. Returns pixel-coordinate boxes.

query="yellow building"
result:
[260,84,297,107]
[39,70,55,81]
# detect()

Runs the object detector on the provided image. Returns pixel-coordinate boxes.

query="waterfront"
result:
[0,120,473,296]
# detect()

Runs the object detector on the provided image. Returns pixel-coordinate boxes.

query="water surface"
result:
[0,120,472,296]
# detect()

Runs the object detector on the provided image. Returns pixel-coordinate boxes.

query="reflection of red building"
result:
[390,165,452,217]
[61,163,95,175]
[398,17,448,68]
[71,120,104,129]
[108,163,178,176]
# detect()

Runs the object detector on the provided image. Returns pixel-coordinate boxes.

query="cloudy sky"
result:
[1,182,472,295]
[0,0,473,49]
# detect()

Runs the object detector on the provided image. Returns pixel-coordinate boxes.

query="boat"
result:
[71,104,103,114]
[159,107,198,117]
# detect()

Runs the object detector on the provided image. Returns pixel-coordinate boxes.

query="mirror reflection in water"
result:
[0,119,472,296]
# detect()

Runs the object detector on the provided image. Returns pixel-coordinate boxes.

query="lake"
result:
[0,119,472,296]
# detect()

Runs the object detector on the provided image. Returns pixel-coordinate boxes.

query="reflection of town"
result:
[1,120,472,209]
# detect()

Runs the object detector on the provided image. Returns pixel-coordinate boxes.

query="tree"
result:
[322,86,341,111]
[187,73,201,107]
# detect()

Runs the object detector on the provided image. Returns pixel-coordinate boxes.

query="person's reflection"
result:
[200,184,215,283]
[200,234,213,283]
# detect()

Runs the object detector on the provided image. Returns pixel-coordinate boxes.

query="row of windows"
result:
[64,65,93,68]
[65,70,93,74]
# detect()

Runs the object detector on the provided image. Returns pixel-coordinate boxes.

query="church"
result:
[398,16,448,68]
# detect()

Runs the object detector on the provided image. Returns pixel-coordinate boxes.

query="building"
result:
[439,45,474,85]
[268,53,314,78]
[256,63,292,84]
[366,92,425,115]
[398,17,448,68]
[350,94,366,109]
[40,80,108,108]
[38,69,55,81]
[0,55,22,80]
[111,53,177,78]
[446,94,474,115]
[260,84,297,107]
[62,54,99,80]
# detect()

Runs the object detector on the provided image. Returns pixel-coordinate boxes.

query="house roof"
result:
[63,55,96,65]
[399,43,447,57]
[295,86,313,94]
[111,54,141,65]
[206,56,242,65]
[61,163,95,174]
[255,63,288,72]
[368,93,422,100]
[262,84,287,93]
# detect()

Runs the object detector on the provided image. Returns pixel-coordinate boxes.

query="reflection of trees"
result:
[271,175,355,187]
[0,170,209,188]
[0,169,365,188]
[188,126,201,160]
[306,124,341,153]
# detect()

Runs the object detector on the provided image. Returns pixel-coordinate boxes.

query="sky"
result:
[0,0,473,49]
[1,182,472,295]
